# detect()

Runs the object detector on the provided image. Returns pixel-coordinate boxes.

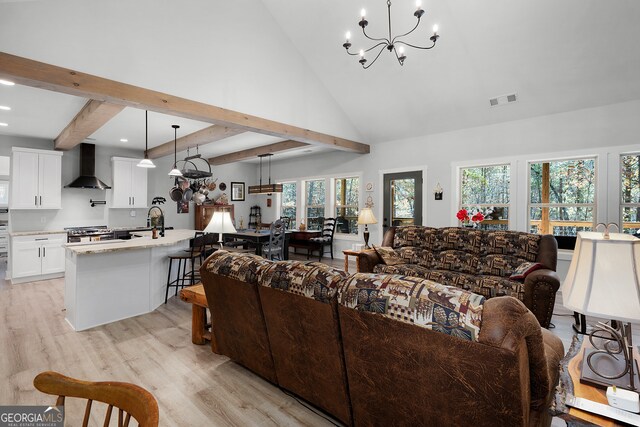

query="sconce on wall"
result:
[434,182,443,200]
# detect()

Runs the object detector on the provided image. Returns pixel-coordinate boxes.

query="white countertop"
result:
[64,229,197,255]
[10,230,67,237]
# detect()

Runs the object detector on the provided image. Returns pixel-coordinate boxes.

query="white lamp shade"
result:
[562,231,640,323]
[137,158,156,168]
[357,208,378,225]
[168,168,182,177]
[204,211,237,235]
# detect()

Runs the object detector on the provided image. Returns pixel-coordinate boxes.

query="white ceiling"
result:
[1,0,639,160]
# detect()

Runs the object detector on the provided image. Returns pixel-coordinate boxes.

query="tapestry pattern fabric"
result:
[475,275,525,300]
[259,261,347,304]
[339,273,485,341]
[372,246,405,266]
[477,254,528,277]
[433,250,479,275]
[203,250,271,284]
[480,231,540,262]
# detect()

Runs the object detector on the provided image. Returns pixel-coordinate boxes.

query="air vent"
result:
[489,93,518,108]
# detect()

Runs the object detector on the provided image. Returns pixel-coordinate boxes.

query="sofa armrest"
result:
[480,296,564,422]
[355,249,382,273]
[522,269,560,329]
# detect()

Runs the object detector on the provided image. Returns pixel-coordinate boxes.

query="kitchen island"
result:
[64,229,196,331]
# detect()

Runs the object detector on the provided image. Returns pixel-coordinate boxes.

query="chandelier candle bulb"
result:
[346,31,351,41]
[433,24,439,34]
[361,8,366,18]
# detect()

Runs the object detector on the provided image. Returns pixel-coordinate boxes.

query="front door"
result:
[382,171,423,234]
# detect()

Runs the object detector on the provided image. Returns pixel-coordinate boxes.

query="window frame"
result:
[620,152,640,234]
[527,156,598,244]
[304,178,326,231]
[334,176,360,236]
[458,163,511,230]
[279,180,297,229]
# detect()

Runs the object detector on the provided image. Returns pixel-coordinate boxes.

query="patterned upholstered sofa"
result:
[200,251,564,427]
[356,226,560,328]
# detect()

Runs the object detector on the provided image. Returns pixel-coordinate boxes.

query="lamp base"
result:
[580,348,640,390]
[363,229,371,249]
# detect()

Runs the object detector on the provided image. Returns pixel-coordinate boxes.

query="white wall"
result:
[261,99,640,270]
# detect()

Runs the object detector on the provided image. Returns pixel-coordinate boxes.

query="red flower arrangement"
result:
[456,209,487,227]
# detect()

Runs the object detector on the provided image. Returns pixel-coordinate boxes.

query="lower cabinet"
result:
[11,234,66,282]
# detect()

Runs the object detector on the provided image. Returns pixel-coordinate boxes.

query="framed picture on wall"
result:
[231,182,245,201]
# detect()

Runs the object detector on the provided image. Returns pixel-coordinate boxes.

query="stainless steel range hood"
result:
[65,143,111,190]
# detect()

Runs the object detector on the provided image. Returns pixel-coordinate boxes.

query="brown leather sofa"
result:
[200,251,564,427]
[356,226,560,328]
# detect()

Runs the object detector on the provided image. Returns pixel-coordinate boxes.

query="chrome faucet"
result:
[147,206,165,237]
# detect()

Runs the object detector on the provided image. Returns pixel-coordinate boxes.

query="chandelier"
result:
[342,0,439,69]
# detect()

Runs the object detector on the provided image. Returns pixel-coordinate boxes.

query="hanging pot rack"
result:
[176,146,213,179]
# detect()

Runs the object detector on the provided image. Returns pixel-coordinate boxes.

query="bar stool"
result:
[165,232,205,303]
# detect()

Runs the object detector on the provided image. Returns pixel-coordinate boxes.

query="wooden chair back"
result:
[264,219,285,260]
[33,371,159,427]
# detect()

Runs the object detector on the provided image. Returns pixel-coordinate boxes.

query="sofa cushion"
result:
[258,261,347,304]
[203,250,271,283]
[437,227,482,253]
[393,226,438,250]
[434,250,479,275]
[480,231,541,262]
[478,254,528,277]
[396,247,435,268]
[475,275,525,300]
[372,245,405,266]
[373,262,432,277]
[339,273,485,341]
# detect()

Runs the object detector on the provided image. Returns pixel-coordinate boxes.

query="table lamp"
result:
[204,211,237,249]
[357,208,378,249]
[561,227,640,390]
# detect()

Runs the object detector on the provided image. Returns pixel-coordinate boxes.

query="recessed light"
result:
[0,123,8,127]
[120,138,128,142]
[0,80,15,86]
[0,106,10,111]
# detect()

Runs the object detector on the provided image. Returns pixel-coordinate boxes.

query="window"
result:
[459,164,510,230]
[529,158,596,246]
[621,153,640,235]
[335,177,359,234]
[305,179,325,230]
[280,181,297,228]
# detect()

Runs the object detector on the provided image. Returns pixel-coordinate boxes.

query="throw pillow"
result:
[372,245,405,266]
[510,261,544,280]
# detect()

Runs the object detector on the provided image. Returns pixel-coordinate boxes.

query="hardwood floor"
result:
[0,254,637,426]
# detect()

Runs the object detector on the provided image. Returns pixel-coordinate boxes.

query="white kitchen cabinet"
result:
[10,148,62,209]
[111,157,148,208]
[11,233,66,282]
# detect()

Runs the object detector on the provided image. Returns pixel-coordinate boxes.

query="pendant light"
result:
[137,110,156,168]
[248,153,283,194]
[168,124,183,177]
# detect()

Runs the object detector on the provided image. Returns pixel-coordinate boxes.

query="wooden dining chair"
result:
[33,371,159,427]
[262,219,286,260]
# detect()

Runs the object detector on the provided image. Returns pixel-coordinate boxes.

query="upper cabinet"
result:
[111,157,148,208]
[10,148,63,210]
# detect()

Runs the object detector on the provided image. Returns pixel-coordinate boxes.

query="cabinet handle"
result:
[38,247,41,257]
[35,195,38,206]
[39,196,42,205]
[132,197,134,205]
[43,247,46,257]
[35,238,48,241]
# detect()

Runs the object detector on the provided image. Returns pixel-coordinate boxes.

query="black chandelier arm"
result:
[362,44,387,69]
[394,39,437,51]
[390,16,421,45]
[345,41,389,57]
[361,25,390,44]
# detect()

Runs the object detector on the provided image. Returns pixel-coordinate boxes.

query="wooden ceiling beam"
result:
[146,125,245,159]
[0,52,369,154]
[209,140,309,165]
[54,100,125,150]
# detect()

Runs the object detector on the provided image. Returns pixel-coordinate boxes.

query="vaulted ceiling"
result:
[0,0,639,163]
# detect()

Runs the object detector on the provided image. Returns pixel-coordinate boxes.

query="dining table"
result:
[223,229,292,259]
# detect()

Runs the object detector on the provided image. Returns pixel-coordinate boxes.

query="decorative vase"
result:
[299,222,306,231]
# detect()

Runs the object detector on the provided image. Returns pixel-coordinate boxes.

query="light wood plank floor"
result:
[0,254,637,426]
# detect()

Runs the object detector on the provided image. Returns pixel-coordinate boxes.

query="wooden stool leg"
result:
[192,305,207,345]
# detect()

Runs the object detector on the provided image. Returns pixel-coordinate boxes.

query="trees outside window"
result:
[280,182,297,228]
[335,177,359,234]
[621,154,640,234]
[305,179,325,230]
[460,164,510,230]
[529,158,596,238]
